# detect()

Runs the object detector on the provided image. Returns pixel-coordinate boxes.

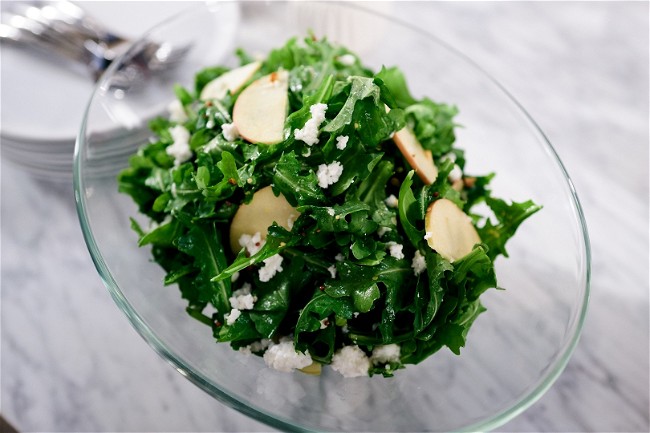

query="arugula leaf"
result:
[479,198,542,260]
[175,221,231,319]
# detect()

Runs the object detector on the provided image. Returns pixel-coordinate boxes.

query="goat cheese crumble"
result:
[294,103,328,146]
[384,194,399,208]
[259,254,284,282]
[224,308,241,326]
[411,250,426,275]
[336,135,349,150]
[337,54,356,66]
[221,122,240,142]
[166,125,192,166]
[168,99,188,123]
[387,242,405,260]
[331,345,371,378]
[370,344,401,365]
[316,161,344,189]
[263,339,313,372]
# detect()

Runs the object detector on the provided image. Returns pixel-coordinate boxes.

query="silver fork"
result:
[0,1,189,85]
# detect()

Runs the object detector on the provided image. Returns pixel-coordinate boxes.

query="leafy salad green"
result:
[118,36,541,377]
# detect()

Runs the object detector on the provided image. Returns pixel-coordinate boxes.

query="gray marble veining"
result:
[2,2,648,432]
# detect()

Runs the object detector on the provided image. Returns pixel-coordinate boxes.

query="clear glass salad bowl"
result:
[74,2,590,431]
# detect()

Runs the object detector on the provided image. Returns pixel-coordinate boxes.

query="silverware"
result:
[0,1,189,84]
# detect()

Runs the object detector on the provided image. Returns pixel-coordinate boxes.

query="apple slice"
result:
[232,70,289,145]
[424,198,480,262]
[229,185,300,253]
[393,127,438,184]
[199,61,262,101]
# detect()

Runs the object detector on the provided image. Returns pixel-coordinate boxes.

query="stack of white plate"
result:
[0,2,192,181]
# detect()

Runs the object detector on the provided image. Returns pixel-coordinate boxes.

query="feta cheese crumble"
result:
[336,135,349,150]
[335,253,344,262]
[224,308,241,326]
[263,339,313,372]
[294,103,328,146]
[166,125,192,166]
[327,265,337,279]
[331,345,371,378]
[370,344,401,365]
[387,242,405,260]
[327,208,336,216]
[423,231,433,241]
[384,194,399,208]
[259,254,283,282]
[168,99,188,123]
[411,250,426,276]
[221,122,240,142]
[316,161,344,189]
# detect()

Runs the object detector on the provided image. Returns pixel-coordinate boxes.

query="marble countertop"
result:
[2,2,648,432]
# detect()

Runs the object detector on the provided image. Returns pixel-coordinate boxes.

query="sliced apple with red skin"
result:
[232,70,289,145]
[229,186,300,253]
[424,198,480,262]
[199,61,262,101]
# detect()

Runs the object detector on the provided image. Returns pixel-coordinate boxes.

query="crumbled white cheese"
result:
[319,318,330,329]
[239,232,264,255]
[263,339,313,372]
[370,344,401,365]
[377,227,391,238]
[331,345,371,378]
[353,312,360,318]
[423,231,433,241]
[411,250,426,276]
[336,135,349,150]
[294,103,328,146]
[384,194,399,208]
[448,164,463,182]
[250,338,272,353]
[338,54,356,66]
[387,242,405,260]
[442,152,457,163]
[341,325,349,334]
[327,265,337,279]
[167,99,188,123]
[166,125,192,166]
[259,254,284,282]
[225,308,241,326]
[229,283,257,310]
[316,161,344,189]
[221,122,240,142]
[327,208,336,217]
[335,253,344,262]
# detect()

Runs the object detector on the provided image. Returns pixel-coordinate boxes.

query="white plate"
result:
[0,2,199,144]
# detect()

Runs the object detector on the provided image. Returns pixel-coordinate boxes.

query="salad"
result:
[118,36,540,378]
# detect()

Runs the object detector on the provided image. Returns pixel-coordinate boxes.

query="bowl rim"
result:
[73,2,591,431]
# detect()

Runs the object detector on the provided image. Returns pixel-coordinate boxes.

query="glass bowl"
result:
[74,2,590,431]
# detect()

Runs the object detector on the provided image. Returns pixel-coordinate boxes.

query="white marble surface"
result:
[2,1,648,432]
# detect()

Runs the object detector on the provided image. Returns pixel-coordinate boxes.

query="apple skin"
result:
[232,70,289,145]
[229,186,300,254]
[424,198,480,262]
[199,61,262,101]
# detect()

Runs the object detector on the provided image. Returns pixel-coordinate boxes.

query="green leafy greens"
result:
[118,36,540,378]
